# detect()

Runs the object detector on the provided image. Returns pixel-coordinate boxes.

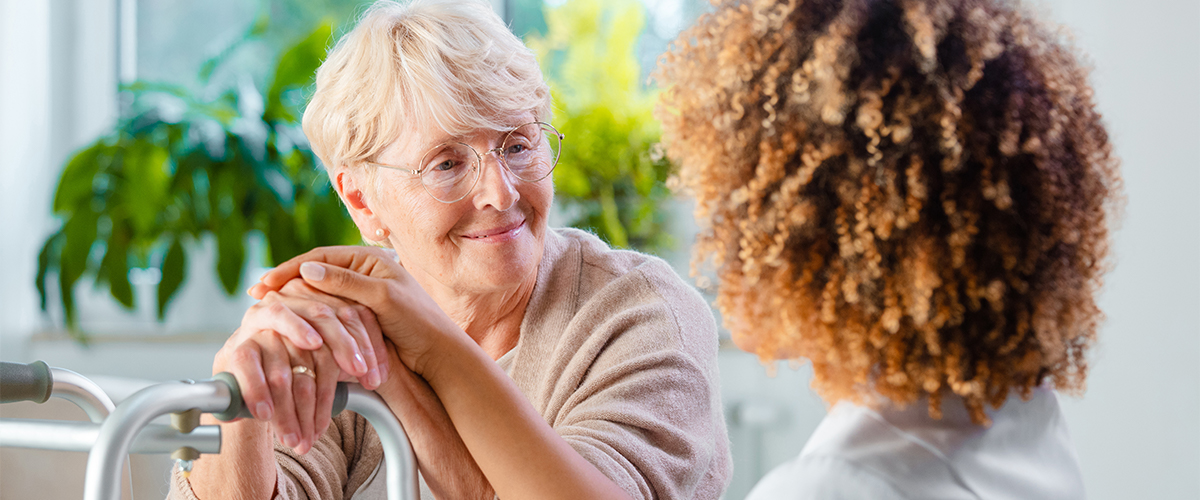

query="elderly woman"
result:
[655,0,1118,498]
[172,1,731,499]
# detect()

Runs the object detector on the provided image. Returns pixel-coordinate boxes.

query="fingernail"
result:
[282,433,299,448]
[354,353,368,374]
[307,331,323,347]
[255,402,272,420]
[259,269,273,281]
[300,262,325,281]
[368,368,381,388]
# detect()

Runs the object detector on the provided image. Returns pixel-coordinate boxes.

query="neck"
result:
[420,274,536,361]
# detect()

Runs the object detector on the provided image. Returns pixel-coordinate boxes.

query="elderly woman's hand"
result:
[241,278,389,388]
[219,278,389,454]
[214,326,343,455]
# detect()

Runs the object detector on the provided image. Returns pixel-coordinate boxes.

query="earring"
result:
[375,228,386,238]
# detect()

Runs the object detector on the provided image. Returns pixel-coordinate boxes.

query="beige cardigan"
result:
[171,228,731,499]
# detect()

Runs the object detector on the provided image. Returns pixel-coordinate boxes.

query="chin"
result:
[463,242,541,289]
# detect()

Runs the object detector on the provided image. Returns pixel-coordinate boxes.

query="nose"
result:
[470,151,519,212]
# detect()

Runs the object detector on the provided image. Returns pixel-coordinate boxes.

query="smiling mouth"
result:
[461,219,526,241]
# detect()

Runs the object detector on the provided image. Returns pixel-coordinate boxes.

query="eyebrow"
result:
[395,120,535,165]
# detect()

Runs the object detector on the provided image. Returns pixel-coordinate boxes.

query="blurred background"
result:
[0,0,1196,498]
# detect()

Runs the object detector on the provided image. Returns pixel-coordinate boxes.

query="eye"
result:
[505,143,528,155]
[432,159,459,172]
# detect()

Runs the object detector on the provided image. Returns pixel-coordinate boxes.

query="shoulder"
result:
[746,454,909,500]
[547,227,717,361]
[550,227,688,290]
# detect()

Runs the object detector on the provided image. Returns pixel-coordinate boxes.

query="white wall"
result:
[1041,0,1200,497]
[0,0,119,352]
[0,0,56,353]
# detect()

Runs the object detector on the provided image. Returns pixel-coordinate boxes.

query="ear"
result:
[336,170,373,214]
[335,170,389,243]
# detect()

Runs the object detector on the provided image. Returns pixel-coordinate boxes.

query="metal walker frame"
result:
[0,360,418,500]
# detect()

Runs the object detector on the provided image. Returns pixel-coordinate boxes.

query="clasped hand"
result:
[216,246,457,454]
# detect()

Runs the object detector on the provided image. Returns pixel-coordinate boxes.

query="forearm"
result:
[374,347,493,500]
[187,415,276,500]
[423,336,631,500]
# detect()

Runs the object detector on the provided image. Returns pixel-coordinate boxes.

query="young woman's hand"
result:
[249,246,463,376]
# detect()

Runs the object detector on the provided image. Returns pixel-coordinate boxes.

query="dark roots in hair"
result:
[655,0,1121,424]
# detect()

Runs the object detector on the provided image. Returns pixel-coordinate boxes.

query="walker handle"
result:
[0,361,54,404]
[209,372,349,421]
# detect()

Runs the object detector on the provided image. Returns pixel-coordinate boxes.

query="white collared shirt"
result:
[746,387,1086,500]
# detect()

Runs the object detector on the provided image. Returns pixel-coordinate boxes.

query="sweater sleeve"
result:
[552,328,724,500]
[167,411,383,500]
[516,246,732,500]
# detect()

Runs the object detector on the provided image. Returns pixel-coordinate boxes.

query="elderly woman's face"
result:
[362,112,553,296]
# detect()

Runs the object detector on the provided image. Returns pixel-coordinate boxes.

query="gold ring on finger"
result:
[291,365,317,380]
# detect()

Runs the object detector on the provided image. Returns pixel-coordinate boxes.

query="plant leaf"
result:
[157,237,187,320]
[100,223,134,309]
[58,206,99,329]
[215,210,246,295]
[36,231,64,311]
[53,142,104,214]
[122,139,171,235]
[266,208,301,266]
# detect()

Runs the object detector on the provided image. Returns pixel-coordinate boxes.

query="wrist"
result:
[415,329,477,387]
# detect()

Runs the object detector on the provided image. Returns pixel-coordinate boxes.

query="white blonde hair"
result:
[302,0,552,173]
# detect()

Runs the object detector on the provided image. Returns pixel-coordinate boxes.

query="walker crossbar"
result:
[0,419,220,454]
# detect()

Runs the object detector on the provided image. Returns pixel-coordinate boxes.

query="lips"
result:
[460,219,525,241]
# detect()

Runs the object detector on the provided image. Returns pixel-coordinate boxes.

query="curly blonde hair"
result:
[655,0,1121,424]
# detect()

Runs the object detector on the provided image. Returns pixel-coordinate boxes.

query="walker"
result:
[0,360,418,500]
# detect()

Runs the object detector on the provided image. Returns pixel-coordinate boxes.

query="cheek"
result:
[372,186,438,241]
[523,180,554,216]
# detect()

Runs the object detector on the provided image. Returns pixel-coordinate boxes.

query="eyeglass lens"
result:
[418,122,561,203]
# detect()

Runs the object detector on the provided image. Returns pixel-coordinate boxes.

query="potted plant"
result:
[36,22,359,341]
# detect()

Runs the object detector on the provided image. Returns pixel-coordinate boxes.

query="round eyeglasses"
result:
[366,121,564,203]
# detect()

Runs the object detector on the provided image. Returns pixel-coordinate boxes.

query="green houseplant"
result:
[530,0,676,252]
[36,23,359,339]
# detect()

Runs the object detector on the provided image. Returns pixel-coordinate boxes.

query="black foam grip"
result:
[0,361,54,404]
[211,372,249,421]
[331,383,349,417]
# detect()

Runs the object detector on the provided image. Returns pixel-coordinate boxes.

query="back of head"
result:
[303,0,552,173]
[656,0,1121,424]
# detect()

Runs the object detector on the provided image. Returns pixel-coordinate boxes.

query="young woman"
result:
[655,0,1120,497]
